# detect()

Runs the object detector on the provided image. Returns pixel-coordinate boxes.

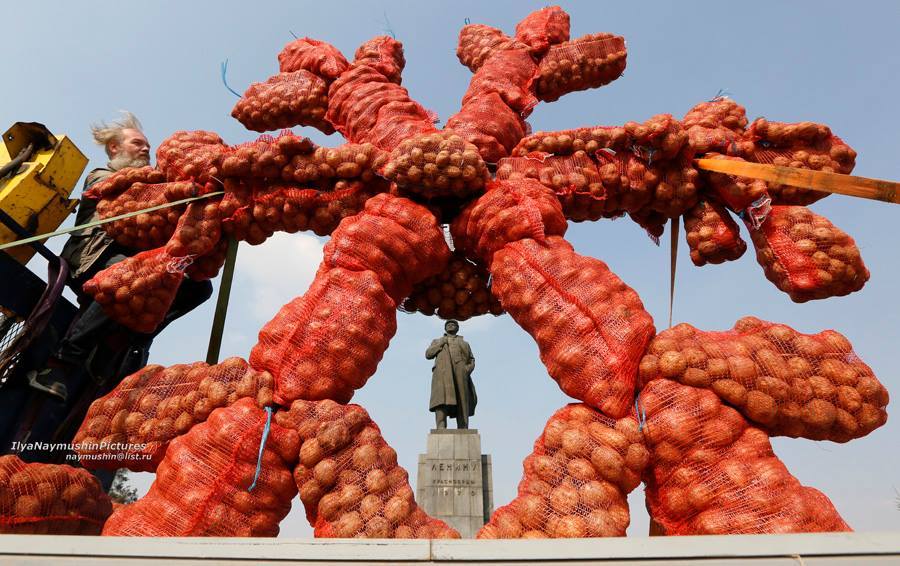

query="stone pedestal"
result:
[416,429,493,539]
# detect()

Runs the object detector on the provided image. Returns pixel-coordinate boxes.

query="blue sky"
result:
[5,1,899,537]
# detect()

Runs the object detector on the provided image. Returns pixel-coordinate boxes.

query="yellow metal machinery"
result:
[0,122,87,265]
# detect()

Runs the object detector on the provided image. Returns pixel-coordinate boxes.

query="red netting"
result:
[221,132,317,182]
[490,237,655,418]
[0,455,113,535]
[535,34,627,103]
[96,181,198,250]
[749,205,869,302]
[739,119,858,206]
[83,166,167,200]
[278,37,350,81]
[462,49,539,116]
[367,102,440,151]
[321,193,450,302]
[102,399,298,536]
[276,399,460,538]
[512,125,629,156]
[645,155,700,218]
[400,251,504,320]
[514,6,570,55]
[185,238,229,281]
[629,209,667,240]
[683,200,746,266]
[250,267,397,405]
[456,24,528,73]
[82,247,189,333]
[477,404,645,539]
[682,98,750,155]
[450,178,567,266]
[639,318,888,443]
[445,92,529,163]
[381,131,489,199]
[165,200,222,258]
[624,114,688,162]
[354,36,405,85]
[640,378,851,535]
[156,130,227,184]
[73,357,274,472]
[231,70,333,134]
[701,153,770,212]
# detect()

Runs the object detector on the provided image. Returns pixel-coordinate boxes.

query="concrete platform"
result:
[0,532,897,564]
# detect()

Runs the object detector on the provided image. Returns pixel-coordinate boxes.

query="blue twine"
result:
[634,393,647,432]
[289,29,299,39]
[710,88,732,102]
[464,17,471,25]
[381,11,396,39]
[248,406,274,492]
[220,60,242,99]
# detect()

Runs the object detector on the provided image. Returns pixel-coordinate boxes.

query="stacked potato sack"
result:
[381,131,490,198]
[512,125,629,156]
[639,378,851,535]
[185,238,229,281]
[682,97,750,155]
[250,194,449,405]
[477,404,647,539]
[456,24,529,73]
[220,132,317,182]
[452,179,655,418]
[514,6,570,55]
[165,200,222,258]
[740,119,857,206]
[683,200,747,266]
[103,400,298,536]
[156,130,227,184]
[0,455,113,535]
[231,70,333,134]
[750,206,869,302]
[82,247,188,333]
[535,33,627,102]
[639,318,888,443]
[74,357,274,472]
[95,181,199,250]
[278,37,350,82]
[84,165,167,200]
[276,399,459,538]
[400,252,504,320]
[701,153,770,216]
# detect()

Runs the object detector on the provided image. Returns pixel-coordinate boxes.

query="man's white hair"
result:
[91,111,144,157]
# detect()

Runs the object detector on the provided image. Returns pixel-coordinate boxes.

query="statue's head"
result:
[444,320,459,335]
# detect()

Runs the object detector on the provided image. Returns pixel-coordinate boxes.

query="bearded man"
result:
[28,112,212,401]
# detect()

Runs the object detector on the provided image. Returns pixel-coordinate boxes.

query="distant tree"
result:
[108,469,138,504]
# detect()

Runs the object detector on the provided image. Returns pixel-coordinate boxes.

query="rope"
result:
[668,216,679,328]
[0,191,224,252]
[220,60,242,98]
[634,392,647,431]
[248,406,274,492]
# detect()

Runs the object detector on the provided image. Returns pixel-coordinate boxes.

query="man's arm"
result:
[425,337,447,360]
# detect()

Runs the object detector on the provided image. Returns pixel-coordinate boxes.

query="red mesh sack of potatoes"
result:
[643,156,700,218]
[592,150,658,216]
[96,181,198,250]
[102,399,298,537]
[156,130,227,184]
[400,252,504,320]
[701,154,770,214]
[221,132,317,182]
[284,142,385,184]
[165,200,221,258]
[450,178,568,266]
[683,200,746,266]
[276,399,459,538]
[83,165,166,200]
[749,205,869,302]
[74,357,274,472]
[490,236,655,418]
[185,239,229,281]
[477,404,646,539]
[640,378,851,535]
[682,98,750,155]
[231,70,333,134]
[0,455,113,535]
[535,34,627,103]
[462,49,539,116]
[639,318,888,443]
[250,267,397,405]
[512,125,629,156]
[741,119,857,206]
[624,114,688,162]
[354,36,405,85]
[445,92,529,163]
[367,102,441,152]
[381,131,489,199]
[278,37,349,81]
[457,24,528,73]
[629,209,668,241]
[322,193,450,302]
[82,247,189,333]
[514,6,570,55]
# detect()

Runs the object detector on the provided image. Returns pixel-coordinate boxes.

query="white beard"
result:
[109,154,150,170]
